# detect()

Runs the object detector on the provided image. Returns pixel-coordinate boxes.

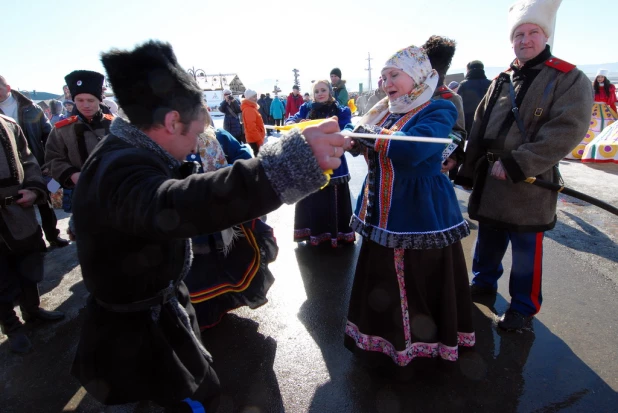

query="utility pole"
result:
[273,79,281,95]
[365,53,373,92]
[292,69,300,88]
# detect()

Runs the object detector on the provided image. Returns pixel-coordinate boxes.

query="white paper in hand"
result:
[47,178,61,193]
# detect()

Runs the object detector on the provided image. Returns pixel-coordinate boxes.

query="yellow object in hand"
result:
[268,118,337,187]
[270,119,325,131]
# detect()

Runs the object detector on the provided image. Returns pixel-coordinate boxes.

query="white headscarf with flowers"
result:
[359,45,439,127]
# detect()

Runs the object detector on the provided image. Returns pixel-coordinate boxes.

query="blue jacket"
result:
[285,101,352,183]
[186,128,253,173]
[214,128,252,163]
[457,68,492,136]
[351,99,469,249]
[269,97,285,120]
[285,101,352,131]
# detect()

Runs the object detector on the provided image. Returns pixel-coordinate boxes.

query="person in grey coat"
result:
[365,78,386,112]
[456,0,593,331]
[0,115,65,354]
[0,76,69,248]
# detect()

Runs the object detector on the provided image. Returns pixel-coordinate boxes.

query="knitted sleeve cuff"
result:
[500,153,526,183]
[258,128,328,204]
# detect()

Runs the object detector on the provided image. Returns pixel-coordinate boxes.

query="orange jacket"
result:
[240,99,265,145]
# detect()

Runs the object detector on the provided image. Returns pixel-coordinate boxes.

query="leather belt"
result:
[95,282,177,313]
[0,194,23,208]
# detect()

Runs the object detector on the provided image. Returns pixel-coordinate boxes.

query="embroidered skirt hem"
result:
[345,238,475,367]
[293,182,354,247]
[351,217,470,249]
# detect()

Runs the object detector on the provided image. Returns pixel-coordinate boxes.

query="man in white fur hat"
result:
[456,0,593,330]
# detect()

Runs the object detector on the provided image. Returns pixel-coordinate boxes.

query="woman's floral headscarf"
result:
[360,45,439,126]
[197,126,227,172]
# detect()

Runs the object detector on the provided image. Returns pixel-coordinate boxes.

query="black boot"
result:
[48,237,70,248]
[7,329,33,354]
[21,308,65,322]
[19,279,65,323]
[0,305,32,354]
[498,309,533,331]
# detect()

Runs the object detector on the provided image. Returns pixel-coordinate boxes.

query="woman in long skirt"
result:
[184,124,278,329]
[343,45,475,368]
[286,80,355,247]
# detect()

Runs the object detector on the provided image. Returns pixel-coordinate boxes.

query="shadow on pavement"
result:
[574,161,618,177]
[295,241,360,412]
[0,281,96,413]
[548,210,617,263]
[39,242,80,296]
[200,313,284,413]
[294,242,618,412]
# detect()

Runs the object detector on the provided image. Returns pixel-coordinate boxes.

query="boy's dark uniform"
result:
[45,70,113,192]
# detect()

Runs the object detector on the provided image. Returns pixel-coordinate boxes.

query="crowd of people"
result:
[0,0,605,410]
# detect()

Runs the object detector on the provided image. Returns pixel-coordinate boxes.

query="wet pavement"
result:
[1,152,617,413]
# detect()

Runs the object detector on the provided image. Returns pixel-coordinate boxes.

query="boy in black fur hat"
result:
[45,70,114,202]
[70,40,345,412]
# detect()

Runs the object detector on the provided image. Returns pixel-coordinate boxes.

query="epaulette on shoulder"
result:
[103,114,114,121]
[0,114,18,124]
[437,85,454,99]
[545,57,575,73]
[55,116,78,129]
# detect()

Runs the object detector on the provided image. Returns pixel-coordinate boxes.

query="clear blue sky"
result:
[3,0,617,96]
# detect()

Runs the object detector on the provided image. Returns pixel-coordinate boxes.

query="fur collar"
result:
[110,117,180,169]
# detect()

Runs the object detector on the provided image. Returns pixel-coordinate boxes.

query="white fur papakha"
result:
[508,0,562,41]
[359,45,438,127]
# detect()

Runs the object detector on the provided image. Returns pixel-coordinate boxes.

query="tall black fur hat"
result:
[422,36,457,77]
[100,40,203,126]
[64,70,105,101]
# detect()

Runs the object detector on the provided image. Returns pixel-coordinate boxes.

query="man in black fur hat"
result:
[70,40,345,412]
[44,70,114,209]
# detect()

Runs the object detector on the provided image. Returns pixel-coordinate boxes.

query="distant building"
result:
[19,90,62,103]
[195,74,246,95]
[444,73,465,86]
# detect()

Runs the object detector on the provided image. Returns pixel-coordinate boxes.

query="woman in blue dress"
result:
[286,80,355,247]
[343,45,475,368]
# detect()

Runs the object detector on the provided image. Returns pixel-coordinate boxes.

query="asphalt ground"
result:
[1,135,617,412]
